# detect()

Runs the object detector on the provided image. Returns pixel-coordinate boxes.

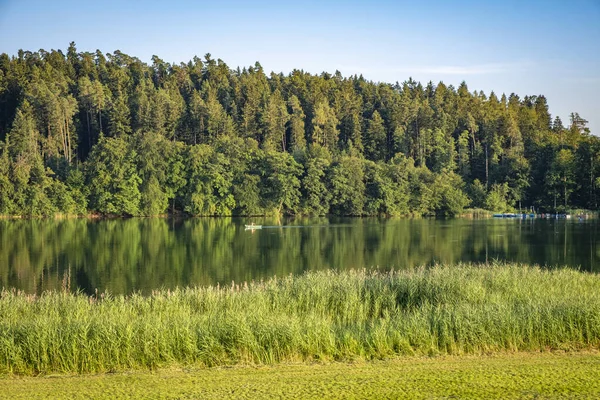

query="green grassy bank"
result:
[1,263,600,375]
[2,353,599,399]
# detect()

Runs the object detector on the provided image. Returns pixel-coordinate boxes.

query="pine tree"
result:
[312,101,339,151]
[287,95,306,150]
[364,110,386,161]
[262,89,289,151]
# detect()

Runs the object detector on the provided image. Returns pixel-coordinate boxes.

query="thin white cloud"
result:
[336,61,534,77]
[564,77,600,84]
[417,64,519,75]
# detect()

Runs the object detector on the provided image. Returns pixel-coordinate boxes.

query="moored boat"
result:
[245,224,262,230]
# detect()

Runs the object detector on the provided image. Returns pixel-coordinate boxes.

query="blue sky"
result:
[1,0,598,133]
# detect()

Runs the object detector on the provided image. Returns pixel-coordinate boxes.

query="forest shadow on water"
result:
[0,217,598,295]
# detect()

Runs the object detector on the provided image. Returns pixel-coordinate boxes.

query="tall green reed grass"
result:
[1,262,599,375]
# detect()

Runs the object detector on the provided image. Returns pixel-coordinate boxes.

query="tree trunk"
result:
[564,180,567,209]
[485,144,489,189]
[66,115,71,163]
[87,110,91,149]
[60,120,67,161]
[590,156,594,208]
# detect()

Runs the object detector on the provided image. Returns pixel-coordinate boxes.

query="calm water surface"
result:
[0,217,598,295]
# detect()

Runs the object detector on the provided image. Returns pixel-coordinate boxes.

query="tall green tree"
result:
[260,150,302,214]
[299,145,331,215]
[202,81,235,140]
[548,148,576,210]
[364,110,386,161]
[6,102,55,216]
[184,144,235,216]
[287,95,306,151]
[431,170,470,217]
[262,89,289,151]
[457,130,470,178]
[85,135,141,215]
[328,154,365,215]
[135,131,185,215]
[428,128,456,173]
[0,139,14,214]
[312,101,339,151]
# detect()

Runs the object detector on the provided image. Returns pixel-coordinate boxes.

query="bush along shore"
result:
[1,263,599,375]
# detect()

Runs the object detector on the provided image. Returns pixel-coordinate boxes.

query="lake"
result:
[0,217,598,295]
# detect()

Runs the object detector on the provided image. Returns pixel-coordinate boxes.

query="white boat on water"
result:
[245,224,262,230]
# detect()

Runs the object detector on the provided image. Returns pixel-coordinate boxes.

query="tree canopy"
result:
[0,44,597,217]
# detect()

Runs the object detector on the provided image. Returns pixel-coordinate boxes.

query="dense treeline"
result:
[0,43,597,217]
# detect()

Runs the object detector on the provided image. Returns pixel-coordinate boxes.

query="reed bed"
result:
[1,263,600,375]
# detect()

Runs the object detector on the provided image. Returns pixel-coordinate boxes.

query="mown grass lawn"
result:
[2,352,599,399]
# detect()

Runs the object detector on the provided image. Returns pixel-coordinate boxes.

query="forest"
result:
[0,42,596,217]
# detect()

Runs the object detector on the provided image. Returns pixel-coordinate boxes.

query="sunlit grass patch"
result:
[2,353,600,399]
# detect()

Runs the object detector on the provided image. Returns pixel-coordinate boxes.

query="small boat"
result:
[245,224,262,230]
[492,213,520,218]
